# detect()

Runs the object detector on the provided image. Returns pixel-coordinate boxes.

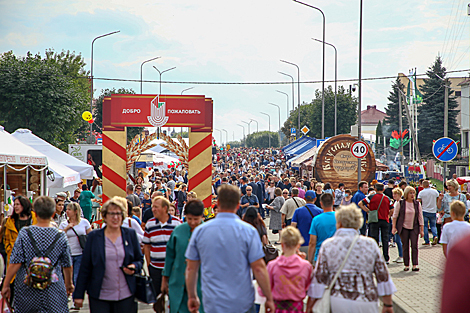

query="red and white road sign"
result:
[351,141,369,159]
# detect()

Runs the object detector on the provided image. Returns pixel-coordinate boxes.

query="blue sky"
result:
[1,0,468,142]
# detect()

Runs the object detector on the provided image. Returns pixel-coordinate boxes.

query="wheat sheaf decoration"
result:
[158,132,189,169]
[126,132,158,172]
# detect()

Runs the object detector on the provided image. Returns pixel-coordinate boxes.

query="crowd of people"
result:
[1,147,470,312]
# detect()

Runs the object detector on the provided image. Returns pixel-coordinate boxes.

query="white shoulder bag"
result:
[313,233,360,313]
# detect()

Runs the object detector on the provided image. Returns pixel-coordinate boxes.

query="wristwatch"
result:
[383,303,393,308]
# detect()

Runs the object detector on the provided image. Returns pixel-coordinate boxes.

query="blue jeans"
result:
[394,233,403,257]
[72,254,82,290]
[423,212,438,244]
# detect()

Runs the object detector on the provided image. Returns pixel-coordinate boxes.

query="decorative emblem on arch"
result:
[147,95,169,127]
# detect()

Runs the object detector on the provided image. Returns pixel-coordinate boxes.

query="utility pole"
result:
[357,0,363,185]
[398,87,404,173]
[435,73,449,187]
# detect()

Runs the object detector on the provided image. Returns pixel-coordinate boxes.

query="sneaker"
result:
[422,242,430,246]
[432,237,438,246]
[394,257,403,263]
[379,242,382,247]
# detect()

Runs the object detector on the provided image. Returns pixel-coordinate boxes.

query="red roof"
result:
[361,105,386,125]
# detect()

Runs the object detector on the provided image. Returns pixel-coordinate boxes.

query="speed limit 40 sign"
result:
[351,141,369,158]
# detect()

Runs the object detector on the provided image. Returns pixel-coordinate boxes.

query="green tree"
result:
[227,140,243,148]
[93,88,143,142]
[418,56,459,155]
[281,86,357,139]
[246,131,279,148]
[170,130,188,138]
[0,50,89,150]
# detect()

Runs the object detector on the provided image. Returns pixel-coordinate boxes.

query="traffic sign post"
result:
[290,128,296,137]
[351,141,369,159]
[301,125,310,136]
[433,137,458,192]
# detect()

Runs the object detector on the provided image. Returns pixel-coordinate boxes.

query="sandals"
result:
[412,267,420,272]
[404,267,410,271]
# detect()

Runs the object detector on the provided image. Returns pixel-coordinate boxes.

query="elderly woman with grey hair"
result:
[307,204,396,313]
[438,179,467,224]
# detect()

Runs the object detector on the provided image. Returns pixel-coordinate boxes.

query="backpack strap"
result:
[26,228,41,257]
[45,231,62,257]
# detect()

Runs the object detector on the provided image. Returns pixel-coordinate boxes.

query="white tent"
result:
[47,159,81,188]
[140,150,180,170]
[12,129,94,179]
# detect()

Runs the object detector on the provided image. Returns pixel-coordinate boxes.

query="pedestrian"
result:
[437,179,467,224]
[91,178,103,221]
[314,183,323,208]
[306,204,396,313]
[352,181,368,235]
[185,184,275,313]
[441,233,470,312]
[126,185,141,208]
[291,190,322,258]
[141,192,152,213]
[341,189,352,206]
[280,188,306,228]
[323,183,333,195]
[417,180,440,246]
[162,199,205,313]
[440,200,470,257]
[334,183,345,208]
[58,202,91,295]
[52,197,67,227]
[266,188,285,244]
[307,193,337,263]
[177,184,187,217]
[239,186,259,217]
[262,226,312,312]
[143,196,182,299]
[390,188,404,263]
[392,186,424,271]
[79,184,95,222]
[73,196,143,311]
[3,195,37,301]
[1,196,74,313]
[359,183,393,264]
[243,206,268,245]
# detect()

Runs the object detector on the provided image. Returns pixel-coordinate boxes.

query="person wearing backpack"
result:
[1,196,73,313]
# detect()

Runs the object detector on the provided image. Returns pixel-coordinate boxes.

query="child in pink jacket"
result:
[262,226,313,313]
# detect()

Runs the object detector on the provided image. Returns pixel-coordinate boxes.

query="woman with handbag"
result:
[73,196,144,312]
[307,204,396,313]
[161,199,205,313]
[266,188,285,244]
[392,186,424,272]
[58,202,91,293]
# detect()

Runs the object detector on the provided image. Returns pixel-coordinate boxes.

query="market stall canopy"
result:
[47,158,81,188]
[291,146,317,167]
[0,127,48,166]
[12,129,93,179]
[282,137,317,159]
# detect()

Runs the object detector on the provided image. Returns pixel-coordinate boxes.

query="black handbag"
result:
[263,243,279,264]
[134,271,157,304]
[71,227,87,250]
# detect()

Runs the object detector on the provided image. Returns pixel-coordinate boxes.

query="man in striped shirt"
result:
[143,196,182,297]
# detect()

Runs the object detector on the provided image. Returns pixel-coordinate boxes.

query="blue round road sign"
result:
[432,137,457,162]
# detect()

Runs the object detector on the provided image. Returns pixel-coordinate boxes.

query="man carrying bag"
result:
[359,183,393,263]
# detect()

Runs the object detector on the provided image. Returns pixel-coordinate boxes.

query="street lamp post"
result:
[222,129,228,147]
[90,30,120,134]
[153,66,176,94]
[140,57,160,94]
[241,121,251,135]
[250,119,259,133]
[293,0,326,139]
[260,112,271,147]
[181,87,195,95]
[278,72,295,114]
[276,90,289,119]
[214,129,222,147]
[237,124,246,147]
[357,0,363,183]
[313,38,337,135]
[280,60,300,139]
[269,103,282,147]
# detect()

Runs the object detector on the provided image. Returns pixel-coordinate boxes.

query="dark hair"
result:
[217,184,240,210]
[320,193,334,207]
[368,187,374,193]
[91,178,99,192]
[82,184,89,191]
[388,179,395,185]
[358,181,368,189]
[324,183,331,190]
[185,199,204,216]
[399,181,407,188]
[243,206,266,240]
[12,196,32,220]
[375,183,384,192]
[338,183,344,188]
[127,200,133,217]
[33,196,56,219]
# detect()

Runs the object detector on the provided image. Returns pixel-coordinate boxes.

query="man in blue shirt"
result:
[185,184,274,313]
[351,181,369,235]
[292,190,323,259]
[308,193,337,262]
[239,186,259,217]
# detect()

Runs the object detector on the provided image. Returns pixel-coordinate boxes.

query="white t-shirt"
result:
[440,220,470,252]
[59,219,91,256]
[122,217,144,244]
[418,188,440,213]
